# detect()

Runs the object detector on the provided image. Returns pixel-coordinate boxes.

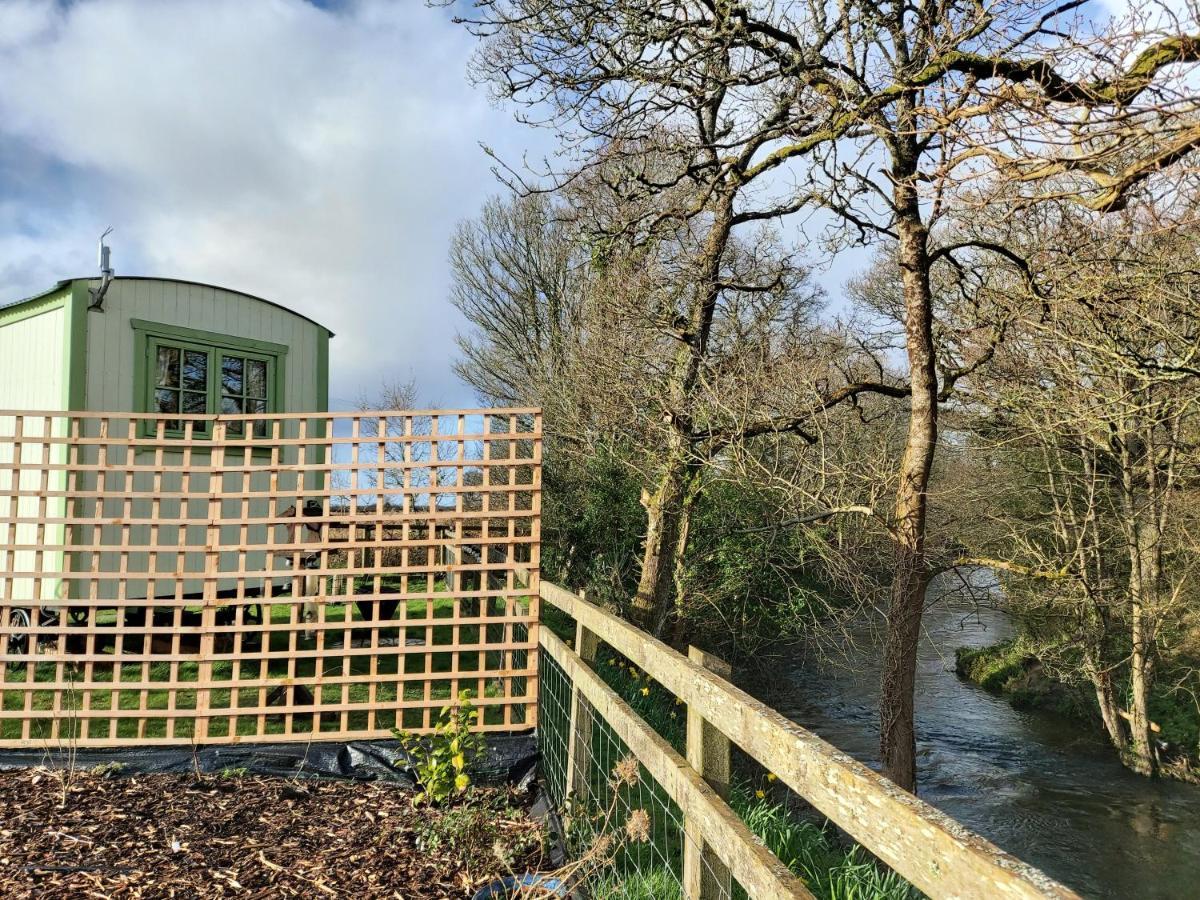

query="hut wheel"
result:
[6,607,31,665]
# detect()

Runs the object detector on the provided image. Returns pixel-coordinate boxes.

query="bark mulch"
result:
[0,767,547,898]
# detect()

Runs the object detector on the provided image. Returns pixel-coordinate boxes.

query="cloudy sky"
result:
[0,0,557,407]
[0,0,1146,408]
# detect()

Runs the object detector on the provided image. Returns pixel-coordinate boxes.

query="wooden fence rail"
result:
[0,408,541,747]
[539,581,1081,900]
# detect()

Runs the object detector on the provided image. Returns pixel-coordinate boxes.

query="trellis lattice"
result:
[0,408,540,747]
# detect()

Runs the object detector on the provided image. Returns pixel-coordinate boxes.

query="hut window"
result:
[153,345,210,433]
[220,355,271,437]
[135,322,284,438]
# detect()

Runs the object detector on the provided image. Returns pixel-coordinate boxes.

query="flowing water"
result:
[761,573,1200,899]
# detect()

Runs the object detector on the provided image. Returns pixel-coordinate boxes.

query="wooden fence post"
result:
[683,645,733,900]
[564,607,600,801]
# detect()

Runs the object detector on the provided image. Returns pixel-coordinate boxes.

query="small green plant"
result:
[394,689,483,804]
[416,790,541,863]
[89,761,126,777]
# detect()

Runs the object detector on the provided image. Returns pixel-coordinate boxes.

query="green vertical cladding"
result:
[65,280,89,409]
[311,328,331,494]
[316,328,330,412]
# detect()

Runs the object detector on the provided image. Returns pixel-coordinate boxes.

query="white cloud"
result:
[0,0,547,406]
[0,0,60,50]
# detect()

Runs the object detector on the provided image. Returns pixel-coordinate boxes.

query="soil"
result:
[0,768,547,898]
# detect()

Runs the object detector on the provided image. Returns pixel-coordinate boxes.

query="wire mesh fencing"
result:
[538,640,742,900]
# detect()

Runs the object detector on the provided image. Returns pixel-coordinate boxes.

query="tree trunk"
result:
[1118,406,1160,776]
[1089,663,1129,755]
[632,446,698,636]
[631,193,735,637]
[878,179,938,793]
[1127,611,1157,775]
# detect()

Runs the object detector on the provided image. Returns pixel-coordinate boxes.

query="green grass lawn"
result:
[2,583,534,741]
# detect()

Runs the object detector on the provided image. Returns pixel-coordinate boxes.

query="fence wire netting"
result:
[539,643,741,900]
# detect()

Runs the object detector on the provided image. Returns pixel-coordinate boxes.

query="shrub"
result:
[394,690,483,804]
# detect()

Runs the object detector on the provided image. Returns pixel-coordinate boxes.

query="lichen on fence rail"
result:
[538,581,1080,900]
[0,408,541,746]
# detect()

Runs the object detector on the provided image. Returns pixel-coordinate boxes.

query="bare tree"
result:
[964,208,1200,775]
[450,187,833,611]
[452,194,587,406]
[448,0,1200,790]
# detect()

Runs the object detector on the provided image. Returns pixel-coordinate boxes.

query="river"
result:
[759,572,1200,899]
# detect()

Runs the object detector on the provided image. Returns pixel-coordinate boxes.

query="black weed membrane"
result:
[0,733,539,787]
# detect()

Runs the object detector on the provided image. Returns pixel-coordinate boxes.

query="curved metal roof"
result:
[1,276,335,336]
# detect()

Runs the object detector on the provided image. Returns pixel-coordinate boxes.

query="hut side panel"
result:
[0,298,68,602]
[76,279,328,601]
[81,278,325,413]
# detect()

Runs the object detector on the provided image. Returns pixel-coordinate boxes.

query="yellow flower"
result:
[608,658,616,666]
[674,697,684,706]
[669,711,677,719]
[640,687,650,696]
[755,789,765,800]
[766,773,777,782]
[629,670,639,680]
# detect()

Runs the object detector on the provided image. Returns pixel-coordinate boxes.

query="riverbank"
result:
[772,577,1200,899]
[954,638,1093,719]
[955,638,1200,782]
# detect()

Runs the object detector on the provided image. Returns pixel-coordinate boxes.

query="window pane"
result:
[246,398,267,438]
[156,347,179,388]
[222,396,244,435]
[182,351,208,391]
[182,391,207,414]
[222,356,244,395]
[246,360,267,399]
[154,388,179,414]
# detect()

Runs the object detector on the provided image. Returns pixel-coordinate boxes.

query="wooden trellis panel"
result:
[0,408,540,747]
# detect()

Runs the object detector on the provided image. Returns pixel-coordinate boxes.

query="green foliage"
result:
[961,636,1200,768]
[542,450,646,606]
[394,690,483,804]
[955,639,1033,693]
[415,789,542,864]
[956,638,1096,719]
[594,654,686,752]
[585,784,916,900]
[88,762,126,777]
[1147,685,1200,753]
[731,784,917,900]
[590,865,681,900]
[680,478,842,655]
[589,640,915,899]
